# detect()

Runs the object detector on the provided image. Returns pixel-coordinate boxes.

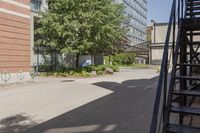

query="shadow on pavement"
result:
[21,76,158,133]
[0,114,37,133]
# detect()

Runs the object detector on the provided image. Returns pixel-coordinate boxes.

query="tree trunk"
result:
[76,53,79,67]
[91,55,95,66]
[109,55,112,65]
[54,52,57,72]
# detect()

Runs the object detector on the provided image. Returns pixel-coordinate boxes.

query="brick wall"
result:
[0,0,31,73]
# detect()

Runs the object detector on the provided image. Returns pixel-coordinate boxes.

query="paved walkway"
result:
[0,68,158,133]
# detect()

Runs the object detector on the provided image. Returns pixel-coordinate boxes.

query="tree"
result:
[35,0,128,67]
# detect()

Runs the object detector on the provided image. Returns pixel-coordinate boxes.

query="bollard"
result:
[1,71,11,83]
[17,70,25,81]
[30,69,37,82]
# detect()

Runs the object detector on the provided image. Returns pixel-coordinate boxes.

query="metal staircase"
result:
[150,0,200,133]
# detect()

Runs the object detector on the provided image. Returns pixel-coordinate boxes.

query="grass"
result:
[117,64,149,69]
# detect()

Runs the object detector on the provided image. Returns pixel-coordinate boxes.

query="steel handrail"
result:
[149,0,187,132]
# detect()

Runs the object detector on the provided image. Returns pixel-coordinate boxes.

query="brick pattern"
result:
[0,1,30,15]
[16,0,30,5]
[0,1,31,73]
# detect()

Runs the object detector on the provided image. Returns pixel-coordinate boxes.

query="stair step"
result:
[167,124,200,133]
[170,106,200,115]
[188,1,200,6]
[190,41,200,45]
[188,0,200,1]
[188,0,200,2]
[182,18,200,30]
[187,6,200,10]
[187,12,200,16]
[176,64,200,67]
[178,41,200,45]
[175,76,200,80]
[173,90,200,96]
[186,32,200,35]
[177,52,200,54]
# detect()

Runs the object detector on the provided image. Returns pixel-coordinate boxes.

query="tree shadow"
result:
[0,114,37,133]
[22,76,159,133]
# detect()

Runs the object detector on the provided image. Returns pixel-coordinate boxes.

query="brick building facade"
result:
[0,0,31,73]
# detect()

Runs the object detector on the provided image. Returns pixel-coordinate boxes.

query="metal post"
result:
[179,33,187,125]
[151,20,156,44]
[37,45,39,73]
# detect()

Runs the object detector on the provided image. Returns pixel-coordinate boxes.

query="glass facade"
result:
[30,0,47,12]
[30,0,42,12]
[115,0,147,46]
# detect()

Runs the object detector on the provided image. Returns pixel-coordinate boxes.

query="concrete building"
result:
[149,22,200,65]
[149,23,176,65]
[114,0,147,46]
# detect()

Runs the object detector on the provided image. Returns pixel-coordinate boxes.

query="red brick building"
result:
[0,0,31,73]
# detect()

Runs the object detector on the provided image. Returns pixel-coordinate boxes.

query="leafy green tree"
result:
[35,0,127,66]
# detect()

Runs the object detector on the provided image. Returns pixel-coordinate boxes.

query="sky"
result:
[147,0,173,25]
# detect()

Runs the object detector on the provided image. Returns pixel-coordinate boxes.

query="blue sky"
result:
[147,0,173,24]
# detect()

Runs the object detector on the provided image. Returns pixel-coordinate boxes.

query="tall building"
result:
[114,0,147,46]
[0,0,47,83]
[0,0,31,73]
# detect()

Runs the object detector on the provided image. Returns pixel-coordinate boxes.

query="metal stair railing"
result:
[149,0,188,133]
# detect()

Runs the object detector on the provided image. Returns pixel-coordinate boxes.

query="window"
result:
[31,0,42,12]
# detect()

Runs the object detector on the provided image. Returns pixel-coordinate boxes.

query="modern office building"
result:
[114,0,147,46]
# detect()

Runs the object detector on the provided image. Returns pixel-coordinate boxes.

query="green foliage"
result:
[113,52,136,65]
[112,62,118,66]
[95,64,119,75]
[35,0,128,57]
[96,70,104,75]
[157,67,160,73]
[39,69,91,78]
[96,65,107,71]
[39,64,119,77]
[104,52,136,65]
[83,65,97,72]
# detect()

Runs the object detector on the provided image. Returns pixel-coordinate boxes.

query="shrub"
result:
[83,65,97,72]
[96,70,104,75]
[104,56,113,65]
[38,64,119,78]
[96,65,106,71]
[112,62,118,66]
[111,52,136,65]
[113,66,119,72]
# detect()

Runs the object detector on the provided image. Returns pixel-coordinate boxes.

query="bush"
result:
[39,64,119,78]
[104,56,113,65]
[113,66,120,72]
[83,65,97,72]
[104,52,136,66]
[96,65,106,71]
[96,70,104,75]
[112,62,118,66]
